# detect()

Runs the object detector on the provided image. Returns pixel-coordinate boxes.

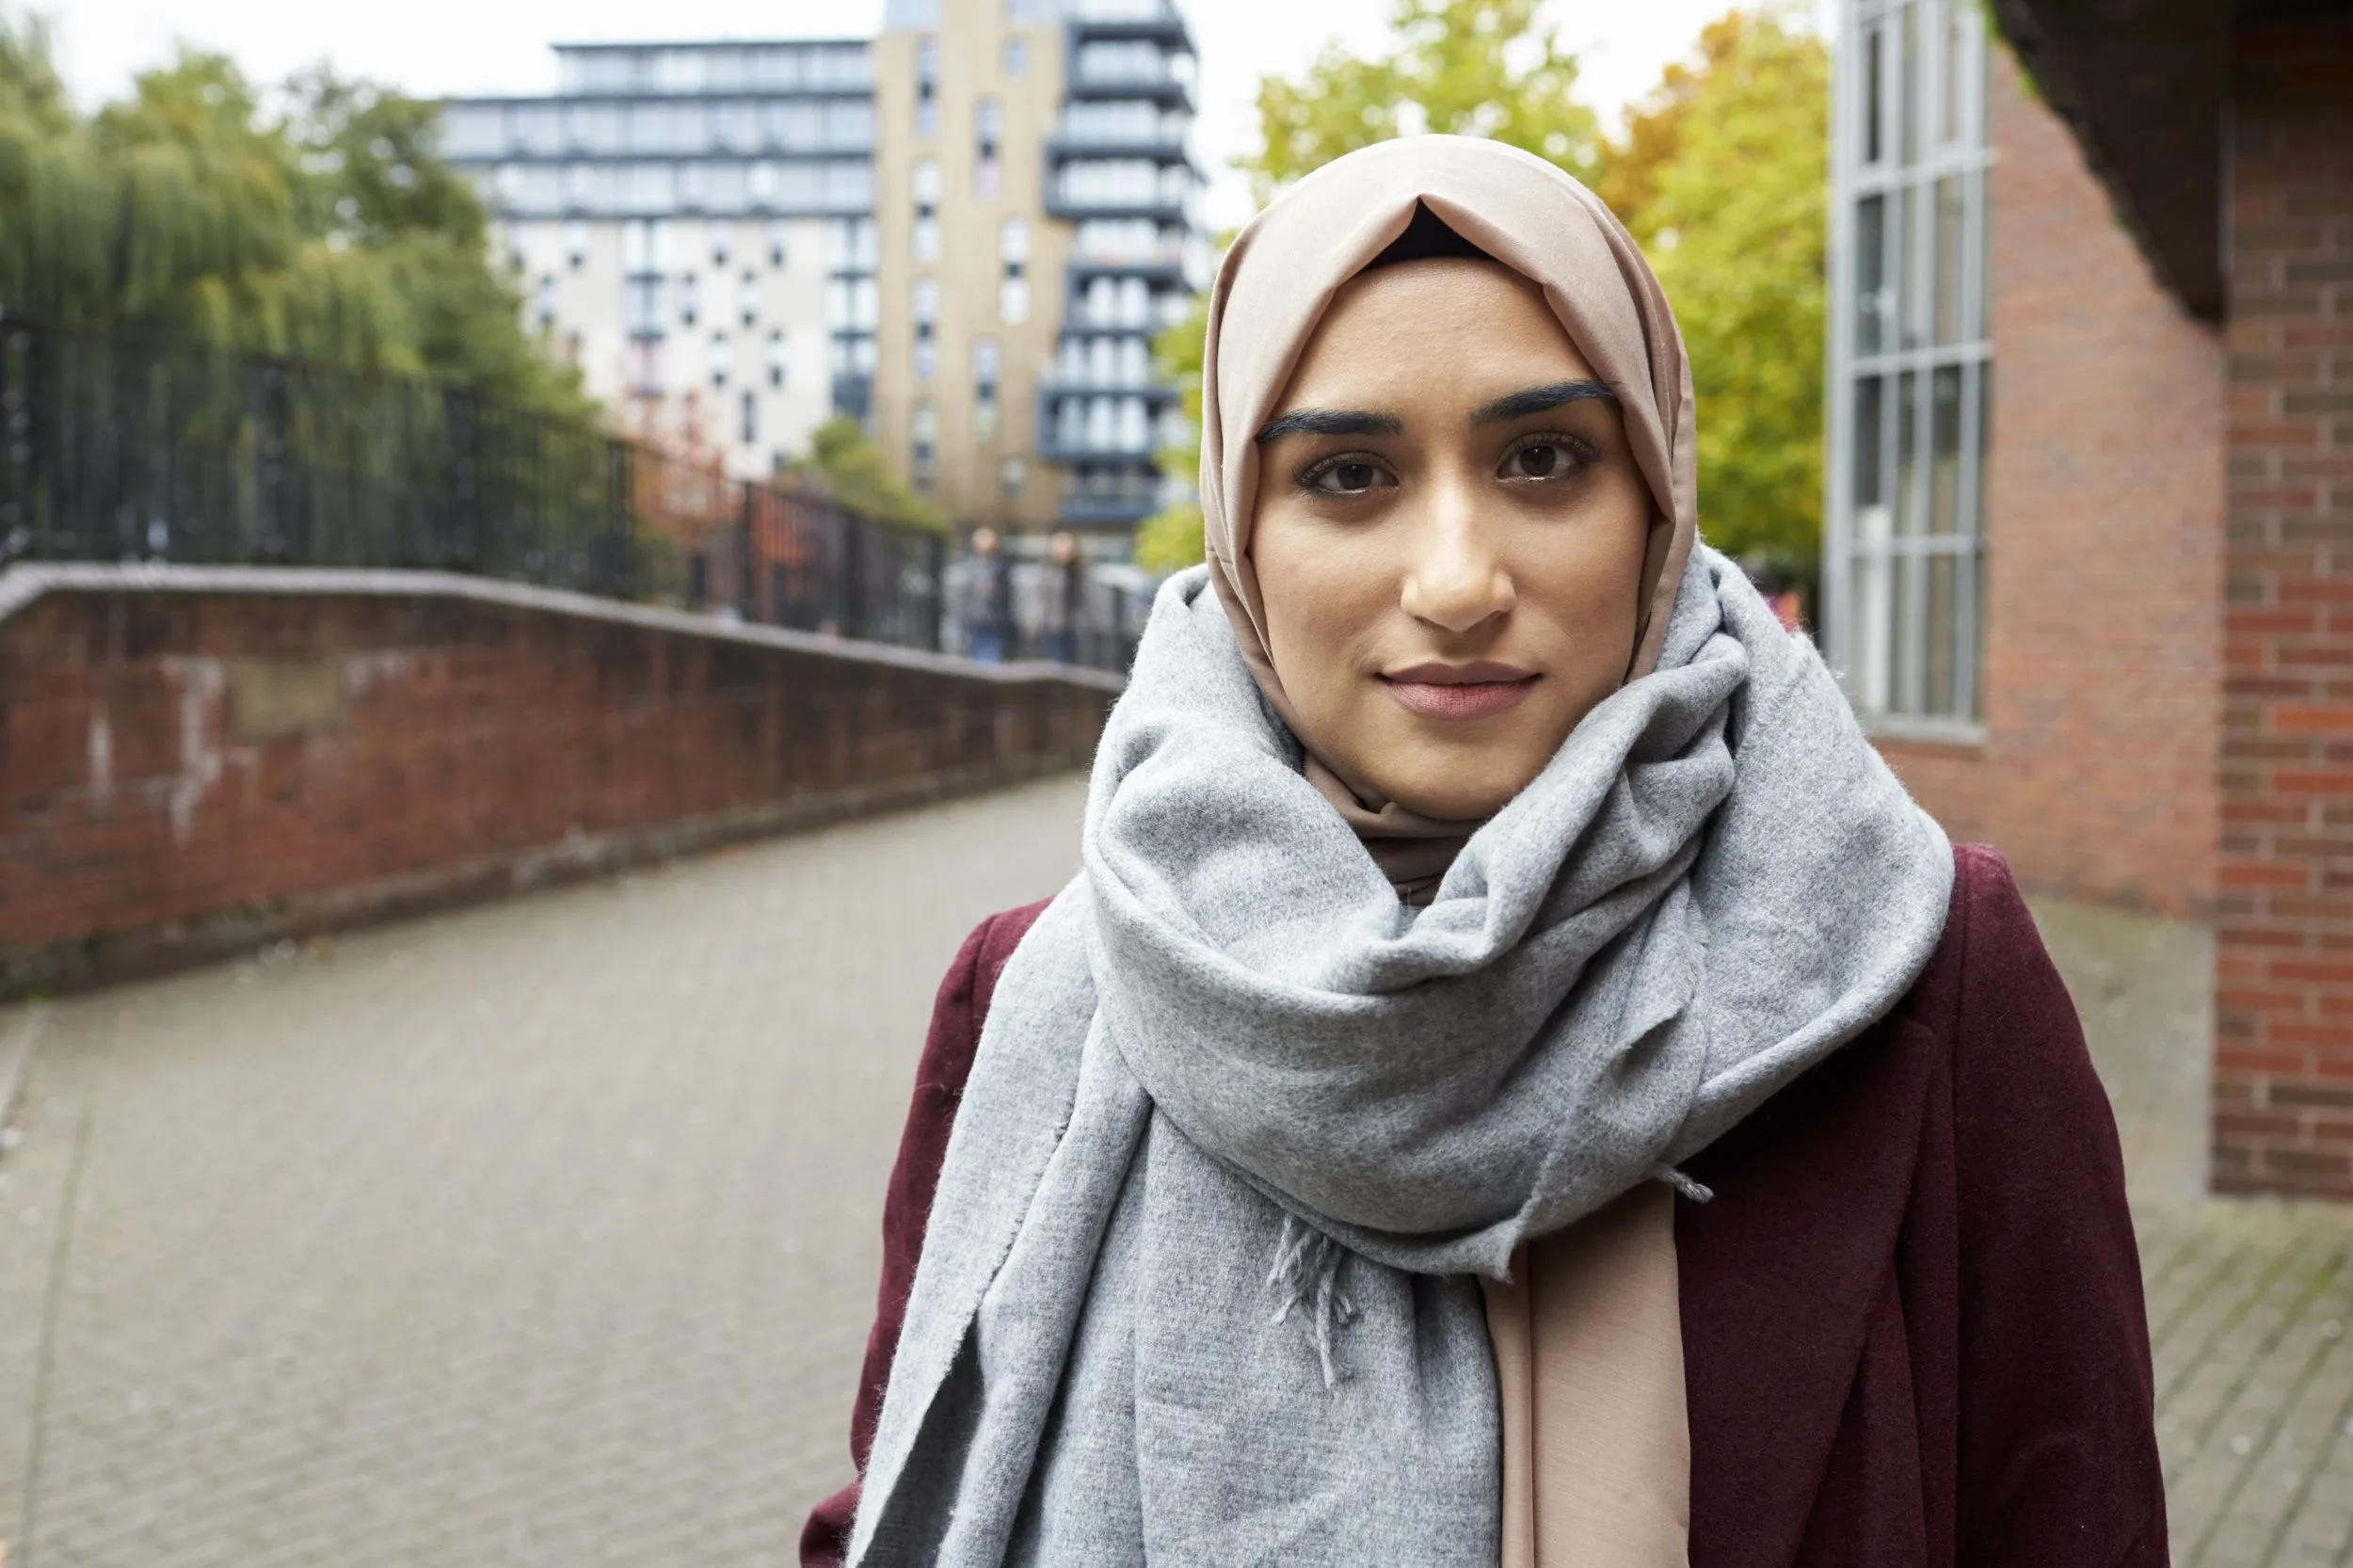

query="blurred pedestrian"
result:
[1041,530,1085,664]
[964,525,1011,663]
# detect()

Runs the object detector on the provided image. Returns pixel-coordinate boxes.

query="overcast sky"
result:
[43,0,1833,232]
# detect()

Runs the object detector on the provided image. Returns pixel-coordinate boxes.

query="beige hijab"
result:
[1202,136,1697,1565]
[1198,135,1699,901]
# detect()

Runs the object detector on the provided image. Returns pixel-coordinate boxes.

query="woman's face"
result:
[1250,258,1655,822]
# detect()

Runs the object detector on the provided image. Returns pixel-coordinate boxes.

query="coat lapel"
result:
[1677,1010,1941,1567]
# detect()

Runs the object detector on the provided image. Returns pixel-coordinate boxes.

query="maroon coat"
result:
[804,845,2168,1567]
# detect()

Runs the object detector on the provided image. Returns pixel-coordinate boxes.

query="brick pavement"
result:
[0,782,2349,1565]
[0,776,1088,1567]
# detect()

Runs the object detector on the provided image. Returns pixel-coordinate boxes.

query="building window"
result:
[767,328,788,388]
[710,220,731,266]
[625,276,664,336]
[975,98,1002,200]
[912,159,941,263]
[769,220,789,268]
[740,269,759,326]
[1000,457,1025,499]
[741,389,759,446]
[627,338,663,396]
[913,279,938,382]
[973,338,1000,442]
[1000,216,1030,323]
[679,271,698,326]
[1827,0,1991,729]
[912,399,937,490]
[915,39,938,140]
[711,330,732,387]
[564,219,589,269]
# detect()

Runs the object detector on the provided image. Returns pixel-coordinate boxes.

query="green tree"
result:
[0,19,588,424]
[1253,0,1596,200]
[786,415,949,533]
[1604,10,1829,572]
[1133,293,1208,574]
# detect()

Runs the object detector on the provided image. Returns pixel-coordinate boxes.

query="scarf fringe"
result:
[1266,1215,1359,1389]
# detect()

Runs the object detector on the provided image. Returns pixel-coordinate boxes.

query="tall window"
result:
[1827,0,1991,730]
[912,280,938,382]
[1000,217,1030,323]
[975,98,1002,200]
[912,159,941,263]
[912,399,937,490]
[915,39,938,139]
[973,338,1000,442]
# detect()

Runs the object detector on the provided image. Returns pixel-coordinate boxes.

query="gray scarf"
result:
[847,549,1952,1568]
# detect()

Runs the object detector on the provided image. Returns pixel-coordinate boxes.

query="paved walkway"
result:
[0,777,1087,1567]
[0,778,2345,1564]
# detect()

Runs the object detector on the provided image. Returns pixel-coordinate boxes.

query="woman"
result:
[806,136,2163,1567]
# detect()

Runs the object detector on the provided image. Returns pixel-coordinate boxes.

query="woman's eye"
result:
[1499,440,1580,481]
[1305,458,1394,495]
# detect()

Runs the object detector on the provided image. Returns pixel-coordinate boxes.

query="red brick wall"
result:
[1875,45,2225,921]
[2211,19,2353,1197]
[0,570,1112,998]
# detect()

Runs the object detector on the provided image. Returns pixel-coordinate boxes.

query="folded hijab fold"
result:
[845,136,1954,1568]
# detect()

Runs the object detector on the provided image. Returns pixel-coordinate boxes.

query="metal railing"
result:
[0,313,1147,673]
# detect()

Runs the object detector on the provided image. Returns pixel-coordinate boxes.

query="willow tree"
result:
[0,18,585,421]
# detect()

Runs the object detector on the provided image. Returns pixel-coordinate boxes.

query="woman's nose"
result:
[1398,480,1516,633]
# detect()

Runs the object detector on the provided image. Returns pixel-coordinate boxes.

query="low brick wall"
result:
[0,565,1117,999]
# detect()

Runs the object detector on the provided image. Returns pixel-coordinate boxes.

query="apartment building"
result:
[438,3,1207,544]
[437,41,882,480]
[871,0,1206,537]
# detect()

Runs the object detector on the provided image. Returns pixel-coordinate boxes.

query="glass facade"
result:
[439,43,875,222]
[1826,0,1992,730]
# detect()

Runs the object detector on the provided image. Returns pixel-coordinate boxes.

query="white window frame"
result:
[1825,0,1993,741]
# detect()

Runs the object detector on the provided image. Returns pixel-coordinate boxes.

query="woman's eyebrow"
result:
[1254,408,1405,444]
[1469,378,1619,425]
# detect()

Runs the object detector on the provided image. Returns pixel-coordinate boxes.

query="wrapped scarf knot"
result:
[846,553,1952,1568]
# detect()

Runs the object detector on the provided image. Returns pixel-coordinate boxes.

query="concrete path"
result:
[0,777,2342,1565]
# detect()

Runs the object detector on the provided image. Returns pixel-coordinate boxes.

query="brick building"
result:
[1821,0,2352,1193]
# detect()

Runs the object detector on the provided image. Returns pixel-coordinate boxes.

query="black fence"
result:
[0,312,1147,673]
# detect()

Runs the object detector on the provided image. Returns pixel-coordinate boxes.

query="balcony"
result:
[1066,0,1193,50]
[1057,477,1165,527]
[1045,131,1191,165]
[1045,181,1191,224]
[1065,45,1193,106]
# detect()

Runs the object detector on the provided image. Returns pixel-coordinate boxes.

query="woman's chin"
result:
[1373,774,1530,824]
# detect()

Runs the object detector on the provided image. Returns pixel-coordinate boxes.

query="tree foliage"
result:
[1143,4,1829,578]
[1133,292,1209,574]
[0,16,586,422]
[1603,10,1829,571]
[786,415,949,534]
[1251,0,1597,203]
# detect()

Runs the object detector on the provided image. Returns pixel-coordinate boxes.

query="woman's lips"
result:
[1379,663,1541,721]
